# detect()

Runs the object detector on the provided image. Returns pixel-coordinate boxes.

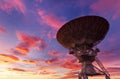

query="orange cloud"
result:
[0,54,19,63]
[38,10,65,29]
[11,48,27,56]
[61,57,81,70]
[14,32,46,55]
[45,58,61,64]
[0,0,26,14]
[16,46,29,53]
[22,60,38,64]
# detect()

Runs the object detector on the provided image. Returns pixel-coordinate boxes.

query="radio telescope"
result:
[57,16,110,79]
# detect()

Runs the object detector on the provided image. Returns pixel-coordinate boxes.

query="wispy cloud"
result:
[60,71,78,79]
[0,54,19,64]
[16,45,29,54]
[107,67,120,75]
[0,0,26,14]
[8,67,26,72]
[60,57,81,70]
[48,50,62,56]
[39,70,57,75]
[38,10,65,30]
[14,32,46,55]
[45,58,61,64]
[0,25,6,33]
[91,0,120,19]
[37,65,59,76]
[22,60,39,65]
[16,32,42,47]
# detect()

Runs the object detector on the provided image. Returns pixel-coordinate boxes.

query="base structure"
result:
[78,57,110,79]
[69,46,111,79]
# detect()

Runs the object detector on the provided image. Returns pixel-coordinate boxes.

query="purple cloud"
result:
[0,0,26,14]
[91,0,120,19]
[38,10,65,30]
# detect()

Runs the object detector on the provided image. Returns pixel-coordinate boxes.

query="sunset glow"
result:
[0,0,120,79]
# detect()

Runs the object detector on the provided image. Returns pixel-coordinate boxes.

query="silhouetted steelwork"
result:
[57,15,110,79]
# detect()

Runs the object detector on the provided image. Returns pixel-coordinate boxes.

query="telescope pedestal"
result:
[78,57,110,79]
[56,15,110,79]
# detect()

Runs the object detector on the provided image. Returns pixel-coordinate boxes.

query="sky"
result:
[0,0,120,79]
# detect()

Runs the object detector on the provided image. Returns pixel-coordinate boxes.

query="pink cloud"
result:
[98,51,117,63]
[61,57,81,70]
[91,0,120,19]
[107,67,120,75]
[48,50,62,56]
[13,32,46,55]
[38,10,65,29]
[45,58,61,64]
[0,26,6,33]
[98,51,115,57]
[47,30,56,39]
[0,0,26,14]
[16,32,46,50]
[16,32,42,47]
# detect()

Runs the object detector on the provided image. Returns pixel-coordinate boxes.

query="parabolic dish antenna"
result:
[57,15,110,79]
[57,16,109,50]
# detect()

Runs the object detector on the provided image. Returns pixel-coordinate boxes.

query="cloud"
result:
[16,45,29,53]
[48,50,62,56]
[107,67,120,75]
[0,0,26,14]
[91,0,120,19]
[60,71,78,79]
[98,47,120,65]
[45,58,61,64]
[99,51,115,57]
[37,9,66,39]
[38,10,65,29]
[8,68,26,72]
[37,65,59,76]
[39,70,57,75]
[61,57,81,70]
[11,48,27,56]
[0,25,6,33]
[46,30,56,39]
[22,60,38,64]
[0,54,19,63]
[16,32,42,47]
[14,32,46,55]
